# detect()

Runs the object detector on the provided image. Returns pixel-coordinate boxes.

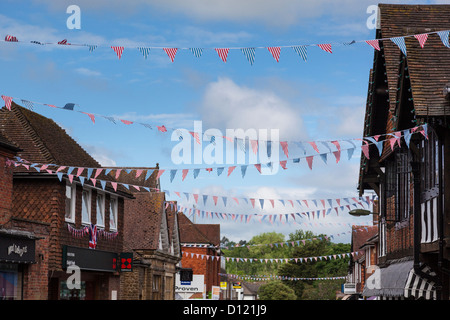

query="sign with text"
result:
[0,233,36,263]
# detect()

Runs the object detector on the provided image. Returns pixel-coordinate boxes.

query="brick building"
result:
[357,4,450,299]
[0,102,134,299]
[177,212,221,299]
[112,168,182,300]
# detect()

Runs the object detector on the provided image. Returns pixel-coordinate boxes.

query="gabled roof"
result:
[0,103,132,197]
[0,102,100,169]
[351,225,377,261]
[378,4,450,117]
[178,212,221,246]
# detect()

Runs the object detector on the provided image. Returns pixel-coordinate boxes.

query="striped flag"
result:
[58,39,69,45]
[365,39,381,51]
[437,30,450,48]
[138,47,151,59]
[391,37,407,56]
[164,48,178,62]
[88,224,98,249]
[189,48,203,58]
[414,33,428,48]
[5,35,18,42]
[189,131,201,144]
[111,46,124,59]
[292,46,307,61]
[317,43,332,54]
[241,47,255,65]
[215,48,229,62]
[21,99,34,110]
[267,47,281,62]
[85,44,97,53]
[1,95,13,111]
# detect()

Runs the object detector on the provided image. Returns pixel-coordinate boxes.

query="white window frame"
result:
[65,183,76,223]
[109,196,118,231]
[96,193,105,228]
[81,188,92,225]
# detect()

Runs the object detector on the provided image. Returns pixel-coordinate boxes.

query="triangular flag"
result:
[1,95,13,111]
[193,168,200,179]
[280,141,289,158]
[317,43,332,53]
[267,47,281,62]
[227,166,236,177]
[82,112,95,124]
[241,47,255,65]
[163,48,178,62]
[156,169,165,180]
[306,156,314,170]
[170,170,177,182]
[437,30,450,48]
[111,46,124,59]
[292,46,307,61]
[182,169,189,181]
[254,164,262,173]
[365,39,381,51]
[241,165,248,178]
[391,37,407,56]
[414,33,428,48]
[189,48,203,58]
[215,48,229,63]
[138,47,151,59]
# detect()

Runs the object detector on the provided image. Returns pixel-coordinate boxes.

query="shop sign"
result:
[0,233,36,263]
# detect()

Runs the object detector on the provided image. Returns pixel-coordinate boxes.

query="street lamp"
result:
[348,209,396,222]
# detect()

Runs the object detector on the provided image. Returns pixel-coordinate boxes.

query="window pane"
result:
[65,185,74,221]
[110,198,117,230]
[96,194,105,227]
[82,190,91,224]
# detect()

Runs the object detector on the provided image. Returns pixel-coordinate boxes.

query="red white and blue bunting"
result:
[2,30,449,63]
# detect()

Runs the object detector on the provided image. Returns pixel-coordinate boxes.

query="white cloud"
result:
[75,67,102,77]
[198,77,307,141]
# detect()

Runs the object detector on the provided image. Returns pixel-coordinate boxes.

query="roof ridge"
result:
[12,103,55,164]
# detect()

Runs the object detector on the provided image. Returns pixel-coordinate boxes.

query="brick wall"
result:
[0,151,14,225]
[181,247,220,294]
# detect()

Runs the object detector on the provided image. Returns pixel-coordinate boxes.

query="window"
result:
[396,151,412,221]
[96,193,105,228]
[109,197,118,231]
[65,183,76,223]
[81,189,92,225]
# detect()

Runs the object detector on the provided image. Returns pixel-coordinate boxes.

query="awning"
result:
[363,259,438,300]
[363,260,413,298]
[404,264,437,300]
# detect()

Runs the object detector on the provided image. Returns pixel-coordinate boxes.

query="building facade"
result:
[358,4,450,299]
[0,103,133,299]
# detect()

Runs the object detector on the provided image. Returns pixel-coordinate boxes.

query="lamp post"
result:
[348,209,396,222]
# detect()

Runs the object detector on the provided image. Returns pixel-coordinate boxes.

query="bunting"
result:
[3,29,450,63]
[111,46,124,59]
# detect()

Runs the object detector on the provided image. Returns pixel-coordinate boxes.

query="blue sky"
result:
[0,0,441,243]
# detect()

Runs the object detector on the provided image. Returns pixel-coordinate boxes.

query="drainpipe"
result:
[411,160,441,299]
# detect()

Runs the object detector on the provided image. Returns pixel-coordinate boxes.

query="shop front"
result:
[49,245,130,300]
[0,230,36,300]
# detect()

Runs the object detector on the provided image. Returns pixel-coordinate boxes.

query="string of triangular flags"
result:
[178,198,375,223]
[183,250,361,264]
[174,192,376,210]
[182,226,375,250]
[67,223,118,240]
[11,155,376,211]
[219,273,346,281]
[7,123,426,181]
[185,208,374,226]
[3,29,449,63]
[0,94,427,149]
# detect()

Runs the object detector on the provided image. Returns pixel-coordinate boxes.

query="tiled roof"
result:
[351,225,377,261]
[378,4,450,117]
[178,212,220,246]
[0,103,132,197]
